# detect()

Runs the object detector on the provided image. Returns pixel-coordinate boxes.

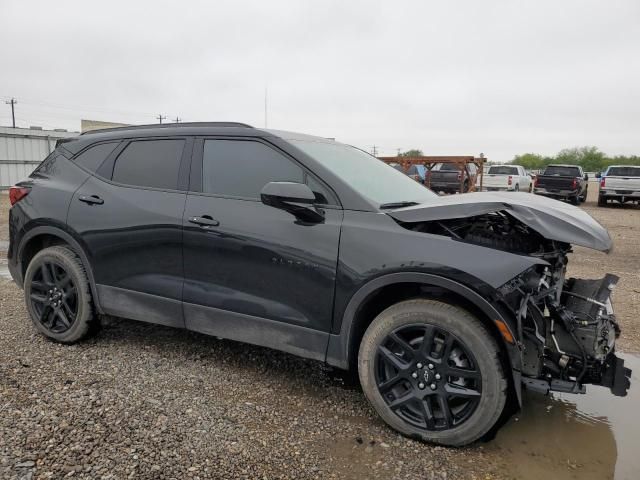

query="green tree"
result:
[511,153,547,170]
[556,146,606,171]
[399,149,423,157]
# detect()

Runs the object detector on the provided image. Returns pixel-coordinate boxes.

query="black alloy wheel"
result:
[374,323,482,431]
[24,246,96,343]
[358,299,506,446]
[29,260,78,334]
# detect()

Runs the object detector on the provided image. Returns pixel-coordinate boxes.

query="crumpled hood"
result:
[386,192,613,252]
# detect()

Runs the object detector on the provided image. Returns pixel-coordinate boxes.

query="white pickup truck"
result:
[598,165,640,206]
[480,165,532,192]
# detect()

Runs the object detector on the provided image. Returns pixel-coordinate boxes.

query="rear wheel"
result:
[23,246,97,343]
[598,194,607,207]
[514,184,520,192]
[570,195,579,205]
[358,299,507,446]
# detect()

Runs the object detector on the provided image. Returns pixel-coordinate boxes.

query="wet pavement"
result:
[487,352,640,480]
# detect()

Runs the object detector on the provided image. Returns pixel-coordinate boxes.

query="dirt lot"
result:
[0,188,638,479]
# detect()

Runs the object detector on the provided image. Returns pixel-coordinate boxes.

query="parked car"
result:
[7,123,630,446]
[427,162,478,193]
[597,165,640,206]
[481,165,532,192]
[533,164,588,204]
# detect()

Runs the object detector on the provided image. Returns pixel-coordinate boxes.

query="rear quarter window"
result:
[72,142,119,173]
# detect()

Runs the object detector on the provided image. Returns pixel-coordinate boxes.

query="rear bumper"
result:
[600,190,640,198]
[534,188,578,198]
[429,182,464,191]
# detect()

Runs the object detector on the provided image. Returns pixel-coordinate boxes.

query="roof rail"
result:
[80,122,254,136]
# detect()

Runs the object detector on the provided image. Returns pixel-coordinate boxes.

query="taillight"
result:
[571,178,578,189]
[9,186,30,206]
[507,175,512,186]
[600,177,606,188]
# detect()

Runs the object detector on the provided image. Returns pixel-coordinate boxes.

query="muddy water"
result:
[488,352,640,480]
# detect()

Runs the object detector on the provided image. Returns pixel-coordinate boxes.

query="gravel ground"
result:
[0,188,638,479]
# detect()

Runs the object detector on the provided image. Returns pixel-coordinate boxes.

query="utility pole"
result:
[371,145,378,156]
[156,114,166,124]
[5,98,17,128]
[396,148,402,157]
[173,117,181,123]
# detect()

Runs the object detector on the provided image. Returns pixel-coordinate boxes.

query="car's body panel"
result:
[385,191,612,252]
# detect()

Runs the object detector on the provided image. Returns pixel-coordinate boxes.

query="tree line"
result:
[510,146,640,172]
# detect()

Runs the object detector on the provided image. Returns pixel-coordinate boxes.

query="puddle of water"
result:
[488,352,639,480]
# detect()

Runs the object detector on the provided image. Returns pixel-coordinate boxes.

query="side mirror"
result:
[260,182,324,223]
[584,174,589,181]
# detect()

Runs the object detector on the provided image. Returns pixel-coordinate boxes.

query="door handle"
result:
[78,195,104,205]
[188,215,220,227]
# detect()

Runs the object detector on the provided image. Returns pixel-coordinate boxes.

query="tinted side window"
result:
[202,140,304,199]
[73,142,119,173]
[112,140,184,189]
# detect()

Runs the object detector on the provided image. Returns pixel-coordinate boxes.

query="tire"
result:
[570,195,579,205]
[514,184,520,192]
[598,194,607,207]
[462,181,469,193]
[23,246,97,343]
[358,299,507,447]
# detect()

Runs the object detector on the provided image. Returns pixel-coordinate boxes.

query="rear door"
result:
[67,137,192,327]
[182,137,343,360]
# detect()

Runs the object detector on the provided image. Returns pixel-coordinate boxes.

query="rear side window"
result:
[73,142,119,173]
[112,139,184,189]
[201,140,336,204]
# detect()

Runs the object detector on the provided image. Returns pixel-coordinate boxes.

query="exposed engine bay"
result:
[407,211,632,397]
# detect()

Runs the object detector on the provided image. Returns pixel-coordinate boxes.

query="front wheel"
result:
[358,299,507,446]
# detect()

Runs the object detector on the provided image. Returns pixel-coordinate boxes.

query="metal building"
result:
[0,126,78,189]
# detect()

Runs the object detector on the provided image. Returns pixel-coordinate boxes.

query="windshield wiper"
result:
[379,201,420,209]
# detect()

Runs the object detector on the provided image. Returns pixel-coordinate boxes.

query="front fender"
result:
[325,272,524,405]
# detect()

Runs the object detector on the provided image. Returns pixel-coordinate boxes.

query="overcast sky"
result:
[1,0,639,161]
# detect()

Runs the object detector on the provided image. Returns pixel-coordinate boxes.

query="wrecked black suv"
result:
[8,123,631,446]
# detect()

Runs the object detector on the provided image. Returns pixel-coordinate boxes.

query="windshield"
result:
[290,140,438,206]
[607,166,640,177]
[488,166,519,175]
[435,163,459,171]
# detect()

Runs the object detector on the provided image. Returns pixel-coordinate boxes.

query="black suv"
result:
[8,123,630,446]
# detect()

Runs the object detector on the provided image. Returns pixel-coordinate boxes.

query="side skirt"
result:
[183,302,328,362]
[97,284,184,328]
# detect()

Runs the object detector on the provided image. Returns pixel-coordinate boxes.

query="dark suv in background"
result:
[8,123,630,446]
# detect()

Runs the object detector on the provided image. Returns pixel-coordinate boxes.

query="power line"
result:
[5,98,17,128]
[156,114,166,124]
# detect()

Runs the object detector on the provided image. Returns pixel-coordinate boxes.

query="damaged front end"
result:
[389,197,632,398]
